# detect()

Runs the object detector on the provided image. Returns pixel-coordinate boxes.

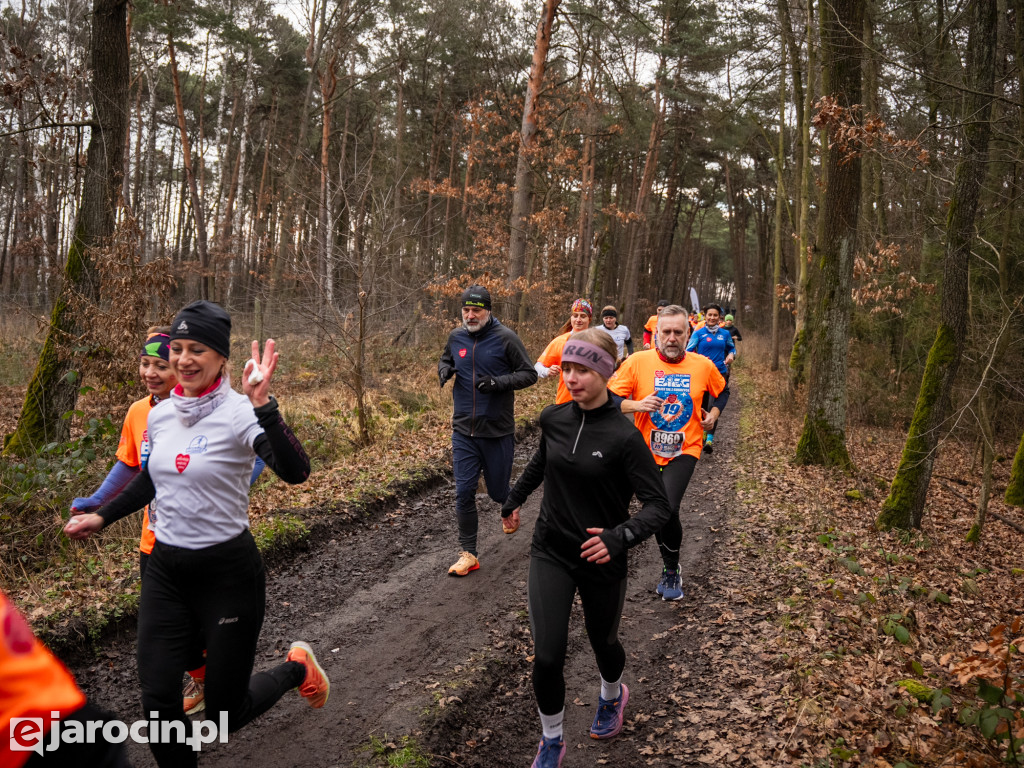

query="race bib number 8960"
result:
[650,429,683,459]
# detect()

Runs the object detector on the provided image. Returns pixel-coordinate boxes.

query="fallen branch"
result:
[989,509,1024,537]
[940,482,1024,535]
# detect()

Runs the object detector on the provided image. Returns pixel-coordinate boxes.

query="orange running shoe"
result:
[448,551,480,576]
[183,675,205,715]
[286,641,330,708]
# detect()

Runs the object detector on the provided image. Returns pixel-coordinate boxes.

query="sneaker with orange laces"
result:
[448,551,479,576]
[182,675,205,716]
[286,641,330,708]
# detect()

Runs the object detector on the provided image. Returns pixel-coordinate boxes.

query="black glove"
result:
[598,529,629,559]
[439,365,454,388]
[475,374,500,393]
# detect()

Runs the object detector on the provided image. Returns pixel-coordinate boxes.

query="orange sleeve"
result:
[537,333,567,367]
[113,398,156,554]
[608,355,638,398]
[114,398,151,467]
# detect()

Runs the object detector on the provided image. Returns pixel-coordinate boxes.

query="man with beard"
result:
[608,305,728,601]
[438,285,538,576]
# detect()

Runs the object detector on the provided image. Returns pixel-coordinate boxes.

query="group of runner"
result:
[438,287,738,767]
[5,289,739,768]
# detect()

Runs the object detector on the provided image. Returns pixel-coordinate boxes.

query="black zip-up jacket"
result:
[502,395,671,581]
[439,316,537,439]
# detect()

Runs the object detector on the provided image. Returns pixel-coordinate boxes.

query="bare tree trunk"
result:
[794,0,865,469]
[227,49,254,306]
[877,0,996,528]
[167,36,211,300]
[790,0,817,390]
[5,0,129,456]
[621,65,665,327]
[319,53,338,313]
[771,35,786,372]
[507,0,561,323]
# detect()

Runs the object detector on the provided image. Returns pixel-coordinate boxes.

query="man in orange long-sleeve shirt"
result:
[609,305,728,601]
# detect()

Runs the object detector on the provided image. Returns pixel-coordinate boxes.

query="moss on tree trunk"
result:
[2,0,129,457]
[788,328,807,390]
[876,0,995,531]
[876,324,957,530]
[4,229,89,454]
[795,413,851,469]
[1007,431,1024,506]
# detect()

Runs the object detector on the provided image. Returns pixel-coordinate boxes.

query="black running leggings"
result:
[528,553,627,716]
[701,369,730,437]
[654,454,698,571]
[137,530,305,768]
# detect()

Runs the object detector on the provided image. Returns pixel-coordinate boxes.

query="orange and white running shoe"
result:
[183,675,205,715]
[448,551,480,576]
[286,641,330,708]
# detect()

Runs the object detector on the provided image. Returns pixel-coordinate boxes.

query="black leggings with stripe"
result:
[528,552,627,715]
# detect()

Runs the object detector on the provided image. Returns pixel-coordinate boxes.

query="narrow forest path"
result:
[73,392,781,767]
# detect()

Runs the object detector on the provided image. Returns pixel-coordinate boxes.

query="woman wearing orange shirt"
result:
[535,299,592,404]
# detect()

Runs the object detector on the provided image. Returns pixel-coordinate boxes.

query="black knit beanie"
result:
[461,285,492,310]
[169,301,232,359]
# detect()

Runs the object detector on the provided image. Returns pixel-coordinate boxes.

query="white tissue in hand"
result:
[246,359,264,385]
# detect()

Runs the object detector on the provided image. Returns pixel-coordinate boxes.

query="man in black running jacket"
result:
[438,285,537,576]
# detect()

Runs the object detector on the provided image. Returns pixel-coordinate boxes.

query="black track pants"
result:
[528,553,627,715]
[701,369,730,437]
[137,531,305,768]
[452,431,514,555]
[654,453,698,571]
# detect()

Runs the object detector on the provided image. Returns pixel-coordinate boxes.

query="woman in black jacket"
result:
[502,328,671,768]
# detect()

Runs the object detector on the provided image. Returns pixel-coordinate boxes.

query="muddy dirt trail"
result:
[73,396,775,767]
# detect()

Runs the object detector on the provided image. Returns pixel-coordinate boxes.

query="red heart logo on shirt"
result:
[458,348,467,358]
[175,454,190,473]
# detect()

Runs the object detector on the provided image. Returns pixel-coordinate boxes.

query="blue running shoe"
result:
[703,433,714,454]
[661,570,684,601]
[590,683,630,739]
[531,735,565,768]
[655,567,675,596]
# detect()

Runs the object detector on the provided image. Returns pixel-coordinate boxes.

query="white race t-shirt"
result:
[146,390,263,549]
[599,324,632,359]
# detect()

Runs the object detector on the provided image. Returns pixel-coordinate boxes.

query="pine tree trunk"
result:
[4,0,129,456]
[771,35,786,372]
[507,0,560,323]
[790,0,816,391]
[877,0,997,529]
[168,36,211,300]
[794,0,865,469]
